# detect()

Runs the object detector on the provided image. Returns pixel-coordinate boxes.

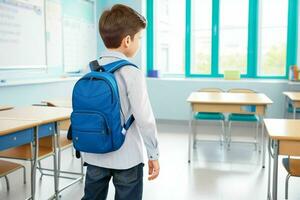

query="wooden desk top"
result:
[283,92,300,101]
[0,105,14,111]
[0,106,72,124]
[187,92,273,105]
[41,100,71,108]
[0,119,39,136]
[264,119,300,140]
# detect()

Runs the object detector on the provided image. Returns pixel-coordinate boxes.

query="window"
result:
[219,0,248,74]
[191,0,212,74]
[148,0,296,78]
[259,0,288,76]
[154,0,185,74]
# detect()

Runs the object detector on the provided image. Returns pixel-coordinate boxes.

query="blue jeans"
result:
[82,163,144,200]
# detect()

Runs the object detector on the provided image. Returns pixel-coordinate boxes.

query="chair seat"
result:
[228,114,259,122]
[194,112,225,121]
[0,160,23,176]
[282,158,300,176]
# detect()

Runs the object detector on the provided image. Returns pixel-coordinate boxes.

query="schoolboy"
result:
[82,4,160,200]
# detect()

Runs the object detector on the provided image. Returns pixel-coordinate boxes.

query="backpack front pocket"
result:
[71,111,113,153]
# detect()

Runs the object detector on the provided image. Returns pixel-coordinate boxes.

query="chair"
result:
[37,119,84,181]
[227,89,259,150]
[193,88,226,146]
[287,102,300,118]
[0,159,26,191]
[282,157,300,199]
[34,104,84,182]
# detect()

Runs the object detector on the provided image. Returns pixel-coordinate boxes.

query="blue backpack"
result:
[67,59,137,157]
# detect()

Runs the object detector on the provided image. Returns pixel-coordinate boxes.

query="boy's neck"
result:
[107,48,128,58]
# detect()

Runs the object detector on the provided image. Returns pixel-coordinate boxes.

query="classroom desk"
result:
[187,92,273,165]
[39,99,84,195]
[0,118,40,200]
[283,92,300,119]
[264,119,300,200]
[0,106,71,200]
[42,100,72,108]
[41,100,71,130]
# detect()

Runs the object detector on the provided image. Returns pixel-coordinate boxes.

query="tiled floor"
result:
[1,121,300,200]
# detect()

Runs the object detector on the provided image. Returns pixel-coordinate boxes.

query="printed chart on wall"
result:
[62,0,96,73]
[0,0,46,69]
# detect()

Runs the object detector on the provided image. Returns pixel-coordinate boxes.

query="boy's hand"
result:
[148,160,160,180]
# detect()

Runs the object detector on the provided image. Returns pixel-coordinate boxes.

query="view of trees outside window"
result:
[191,0,212,74]
[154,0,289,77]
[259,0,288,76]
[154,0,185,74]
[219,0,248,74]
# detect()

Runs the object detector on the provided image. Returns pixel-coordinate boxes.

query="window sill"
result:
[146,77,289,83]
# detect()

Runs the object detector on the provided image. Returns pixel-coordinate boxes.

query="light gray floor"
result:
[1,121,300,200]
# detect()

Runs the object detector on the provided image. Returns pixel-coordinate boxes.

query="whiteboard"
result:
[62,0,97,73]
[0,0,97,73]
[0,0,46,69]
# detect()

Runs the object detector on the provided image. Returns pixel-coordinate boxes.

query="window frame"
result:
[146,0,298,79]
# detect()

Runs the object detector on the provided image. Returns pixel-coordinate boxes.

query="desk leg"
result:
[30,145,34,200]
[188,105,193,163]
[284,96,288,119]
[31,126,39,200]
[53,123,59,200]
[262,119,266,168]
[267,138,272,200]
[272,140,279,200]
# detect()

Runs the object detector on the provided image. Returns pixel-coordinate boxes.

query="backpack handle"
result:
[89,60,104,72]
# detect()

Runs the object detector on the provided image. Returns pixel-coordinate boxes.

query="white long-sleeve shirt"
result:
[82,50,159,169]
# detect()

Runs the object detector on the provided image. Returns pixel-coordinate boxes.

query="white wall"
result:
[1,78,299,121]
[0,79,76,106]
[147,78,299,120]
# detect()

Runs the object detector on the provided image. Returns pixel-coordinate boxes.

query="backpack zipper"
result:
[83,75,115,103]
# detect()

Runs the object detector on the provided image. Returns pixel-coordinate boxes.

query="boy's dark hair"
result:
[99,4,146,48]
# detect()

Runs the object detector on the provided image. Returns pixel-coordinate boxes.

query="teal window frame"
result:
[146,0,298,79]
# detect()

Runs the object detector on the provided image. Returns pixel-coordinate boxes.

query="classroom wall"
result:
[1,0,300,122]
[1,77,299,120]
[0,79,76,106]
[147,79,300,120]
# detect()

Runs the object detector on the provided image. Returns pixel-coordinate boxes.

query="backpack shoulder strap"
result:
[102,59,137,73]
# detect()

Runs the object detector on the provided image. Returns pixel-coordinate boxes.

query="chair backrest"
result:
[284,158,300,176]
[227,88,256,93]
[199,88,223,93]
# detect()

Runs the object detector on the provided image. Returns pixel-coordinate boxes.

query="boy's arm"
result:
[124,67,159,161]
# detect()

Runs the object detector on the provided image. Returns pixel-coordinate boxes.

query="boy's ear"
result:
[123,35,131,48]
